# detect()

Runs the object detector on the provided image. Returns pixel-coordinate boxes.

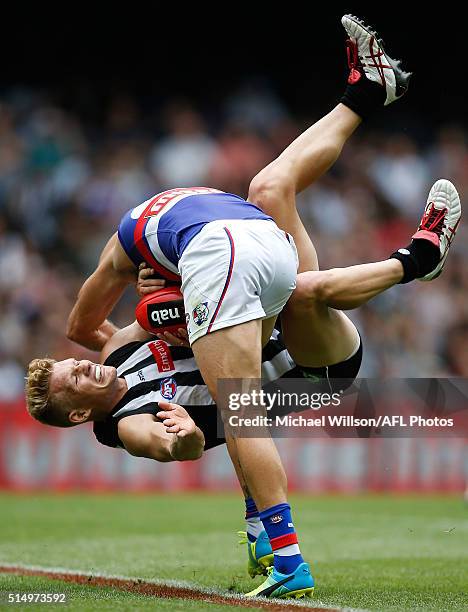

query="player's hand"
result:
[157,328,190,348]
[136,263,166,297]
[157,401,205,460]
[156,401,197,438]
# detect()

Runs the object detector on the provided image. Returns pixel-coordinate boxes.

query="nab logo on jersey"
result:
[160,377,177,400]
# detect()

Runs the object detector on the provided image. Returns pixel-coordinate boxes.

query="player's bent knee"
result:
[288,272,332,310]
[248,166,295,212]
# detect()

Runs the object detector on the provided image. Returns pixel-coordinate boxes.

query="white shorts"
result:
[179,219,298,344]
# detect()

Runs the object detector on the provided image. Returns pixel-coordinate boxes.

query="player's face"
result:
[49,359,118,410]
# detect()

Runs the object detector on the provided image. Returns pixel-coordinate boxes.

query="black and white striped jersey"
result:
[93,329,302,450]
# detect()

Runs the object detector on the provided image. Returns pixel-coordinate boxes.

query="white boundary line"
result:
[0,562,367,612]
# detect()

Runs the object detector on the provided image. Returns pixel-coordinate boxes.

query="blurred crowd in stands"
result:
[0,85,467,400]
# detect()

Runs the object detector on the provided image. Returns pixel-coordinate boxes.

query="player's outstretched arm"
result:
[67,233,136,351]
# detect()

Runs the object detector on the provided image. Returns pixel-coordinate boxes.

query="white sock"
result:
[275,543,301,556]
[246,516,264,540]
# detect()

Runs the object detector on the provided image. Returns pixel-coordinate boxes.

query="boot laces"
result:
[346,39,361,69]
[420,203,447,235]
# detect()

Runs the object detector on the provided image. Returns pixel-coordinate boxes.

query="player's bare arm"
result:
[117,405,204,462]
[67,234,137,351]
[117,413,174,462]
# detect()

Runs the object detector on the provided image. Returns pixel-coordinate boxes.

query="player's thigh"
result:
[249,171,319,273]
[191,319,262,401]
[281,274,360,366]
[282,307,357,366]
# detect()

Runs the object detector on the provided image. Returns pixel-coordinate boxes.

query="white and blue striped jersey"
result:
[117,187,272,281]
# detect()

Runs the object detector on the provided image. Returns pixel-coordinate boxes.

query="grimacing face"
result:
[49,359,119,421]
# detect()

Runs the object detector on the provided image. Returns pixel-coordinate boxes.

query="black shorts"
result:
[188,337,363,451]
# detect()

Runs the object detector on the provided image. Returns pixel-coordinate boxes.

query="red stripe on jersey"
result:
[149,340,175,373]
[133,190,181,282]
[269,533,298,551]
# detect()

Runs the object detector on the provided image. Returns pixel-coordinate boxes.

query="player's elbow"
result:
[125,438,174,463]
[131,449,173,463]
[248,163,295,213]
[66,315,92,346]
[66,318,82,343]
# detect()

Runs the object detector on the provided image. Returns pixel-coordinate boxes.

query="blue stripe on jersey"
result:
[157,192,271,265]
[118,209,146,267]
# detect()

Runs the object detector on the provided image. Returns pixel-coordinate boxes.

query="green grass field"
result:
[0,493,466,611]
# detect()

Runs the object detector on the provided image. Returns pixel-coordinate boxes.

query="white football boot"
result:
[342,14,412,105]
[414,179,462,281]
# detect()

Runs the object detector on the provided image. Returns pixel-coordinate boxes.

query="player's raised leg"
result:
[248,103,361,274]
[283,263,400,367]
[284,179,462,367]
[248,13,412,369]
[248,15,410,275]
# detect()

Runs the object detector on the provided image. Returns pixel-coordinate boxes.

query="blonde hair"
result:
[25,358,74,428]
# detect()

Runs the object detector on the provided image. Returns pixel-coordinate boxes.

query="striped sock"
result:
[259,502,304,574]
[245,497,263,543]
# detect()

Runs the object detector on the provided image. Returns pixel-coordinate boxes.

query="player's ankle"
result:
[389,239,440,283]
[274,552,304,575]
[259,502,304,575]
[340,78,386,120]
